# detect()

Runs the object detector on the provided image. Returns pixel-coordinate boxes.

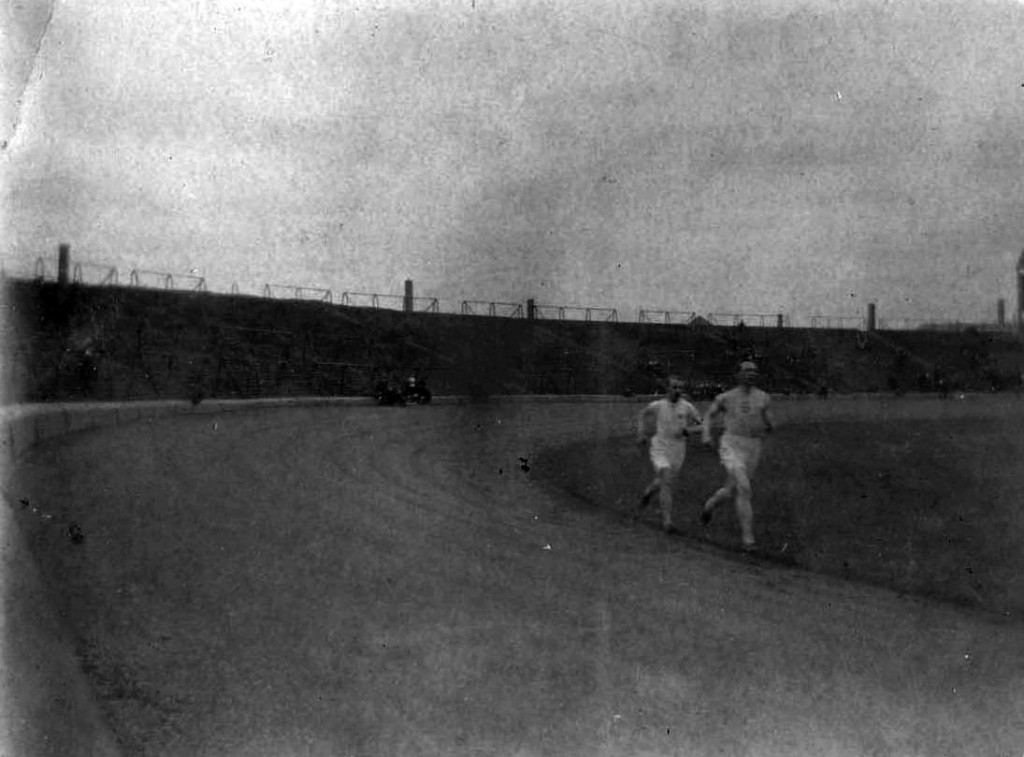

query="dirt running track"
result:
[7,398,1024,757]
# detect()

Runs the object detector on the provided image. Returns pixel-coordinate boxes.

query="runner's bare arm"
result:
[761,401,775,435]
[702,399,722,445]
[637,405,656,446]
[685,405,704,436]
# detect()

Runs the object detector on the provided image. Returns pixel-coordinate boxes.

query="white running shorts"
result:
[649,439,686,473]
[719,433,762,479]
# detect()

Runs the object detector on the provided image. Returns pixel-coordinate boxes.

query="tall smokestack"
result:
[58,243,70,285]
[1018,249,1024,332]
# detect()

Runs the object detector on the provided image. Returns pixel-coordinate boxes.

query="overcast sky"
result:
[3,0,1024,324]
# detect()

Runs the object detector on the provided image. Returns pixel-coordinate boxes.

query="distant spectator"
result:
[402,375,432,405]
[375,376,406,406]
[77,344,99,396]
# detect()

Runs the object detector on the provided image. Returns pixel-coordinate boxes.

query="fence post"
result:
[867,303,877,332]
[404,279,414,313]
[527,299,536,320]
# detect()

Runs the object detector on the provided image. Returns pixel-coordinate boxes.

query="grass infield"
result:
[536,400,1024,618]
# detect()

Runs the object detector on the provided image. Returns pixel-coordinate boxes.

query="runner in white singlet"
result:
[635,375,704,534]
[700,361,775,550]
